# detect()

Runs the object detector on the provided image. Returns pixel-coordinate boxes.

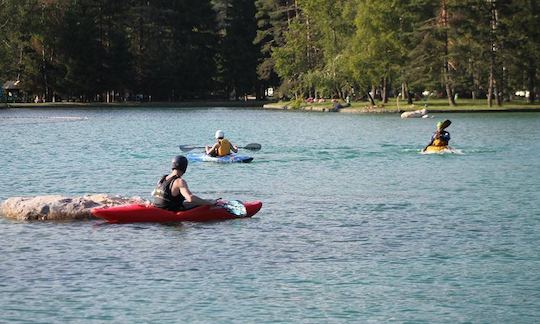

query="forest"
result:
[0,0,539,106]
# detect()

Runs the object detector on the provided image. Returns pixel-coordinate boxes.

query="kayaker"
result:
[153,155,217,211]
[423,120,451,152]
[205,130,238,157]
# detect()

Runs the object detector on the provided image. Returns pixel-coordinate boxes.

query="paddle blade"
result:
[242,143,261,151]
[222,200,247,217]
[441,119,451,129]
[179,145,203,152]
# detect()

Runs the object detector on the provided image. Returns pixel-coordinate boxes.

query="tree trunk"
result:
[374,84,382,100]
[487,0,497,107]
[501,65,507,102]
[382,77,388,104]
[440,0,456,106]
[404,82,413,104]
[488,66,494,107]
[40,4,50,101]
[443,60,455,106]
[367,88,376,106]
[528,62,536,104]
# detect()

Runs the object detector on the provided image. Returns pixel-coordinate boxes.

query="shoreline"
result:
[2,100,539,113]
[262,102,540,114]
[1,100,271,109]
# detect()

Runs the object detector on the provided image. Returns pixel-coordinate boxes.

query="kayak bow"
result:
[423,145,455,153]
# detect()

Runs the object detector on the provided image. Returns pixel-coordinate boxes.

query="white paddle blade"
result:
[223,200,247,217]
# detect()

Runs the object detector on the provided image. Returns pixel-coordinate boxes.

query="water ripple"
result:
[1,109,539,322]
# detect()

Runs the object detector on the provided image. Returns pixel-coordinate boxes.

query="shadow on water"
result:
[91,217,256,230]
[92,220,185,231]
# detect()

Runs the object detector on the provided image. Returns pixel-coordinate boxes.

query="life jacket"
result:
[432,131,450,146]
[153,175,185,211]
[217,139,232,156]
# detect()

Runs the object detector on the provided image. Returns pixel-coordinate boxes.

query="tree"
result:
[407,0,461,106]
[502,0,540,103]
[346,0,409,104]
[215,0,259,100]
[254,0,294,98]
[125,0,218,100]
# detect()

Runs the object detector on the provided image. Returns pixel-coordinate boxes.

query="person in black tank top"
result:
[153,155,217,211]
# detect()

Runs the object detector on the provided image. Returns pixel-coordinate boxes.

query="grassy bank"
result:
[5,98,540,112]
[264,98,540,113]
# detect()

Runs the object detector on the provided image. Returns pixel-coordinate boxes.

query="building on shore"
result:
[2,80,22,101]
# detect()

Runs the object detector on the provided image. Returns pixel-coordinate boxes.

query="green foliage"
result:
[215,0,258,99]
[289,97,304,109]
[272,0,357,99]
[0,0,539,103]
[254,0,294,94]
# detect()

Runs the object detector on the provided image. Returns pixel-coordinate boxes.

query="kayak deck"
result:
[186,152,253,163]
[423,145,455,154]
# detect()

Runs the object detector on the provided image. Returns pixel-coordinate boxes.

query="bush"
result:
[289,98,304,109]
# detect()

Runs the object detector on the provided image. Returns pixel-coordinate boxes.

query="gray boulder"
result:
[401,108,428,118]
[0,194,148,221]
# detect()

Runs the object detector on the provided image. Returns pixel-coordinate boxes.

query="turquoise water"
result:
[1,107,539,322]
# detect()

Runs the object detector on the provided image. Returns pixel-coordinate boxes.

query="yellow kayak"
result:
[423,145,450,153]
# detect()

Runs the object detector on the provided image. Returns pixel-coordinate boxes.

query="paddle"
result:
[422,120,451,152]
[440,119,452,129]
[179,143,261,152]
[217,200,248,217]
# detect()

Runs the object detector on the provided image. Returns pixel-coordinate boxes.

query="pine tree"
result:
[254,0,293,98]
[216,0,259,100]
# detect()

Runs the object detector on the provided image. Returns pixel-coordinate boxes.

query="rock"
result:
[0,194,148,221]
[401,108,428,119]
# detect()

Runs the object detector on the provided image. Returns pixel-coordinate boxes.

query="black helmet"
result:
[171,155,188,172]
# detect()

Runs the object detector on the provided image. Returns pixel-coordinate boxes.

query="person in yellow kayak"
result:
[153,155,217,211]
[422,120,451,152]
[205,130,238,157]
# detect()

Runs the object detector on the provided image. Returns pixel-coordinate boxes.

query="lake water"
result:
[1,107,539,322]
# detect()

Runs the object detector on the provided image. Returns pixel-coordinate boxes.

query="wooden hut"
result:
[2,80,22,101]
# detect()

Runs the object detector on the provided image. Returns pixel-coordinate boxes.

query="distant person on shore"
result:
[423,120,451,152]
[153,155,217,211]
[205,130,238,157]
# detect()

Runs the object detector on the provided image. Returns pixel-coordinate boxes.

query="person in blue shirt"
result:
[423,120,451,152]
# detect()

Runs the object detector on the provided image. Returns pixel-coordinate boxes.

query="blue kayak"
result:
[186,152,253,163]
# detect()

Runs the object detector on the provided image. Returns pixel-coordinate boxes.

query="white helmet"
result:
[215,130,224,139]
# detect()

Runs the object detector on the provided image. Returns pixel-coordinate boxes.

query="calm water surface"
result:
[1,107,539,322]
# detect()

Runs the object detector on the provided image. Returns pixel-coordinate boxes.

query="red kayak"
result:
[92,200,262,223]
